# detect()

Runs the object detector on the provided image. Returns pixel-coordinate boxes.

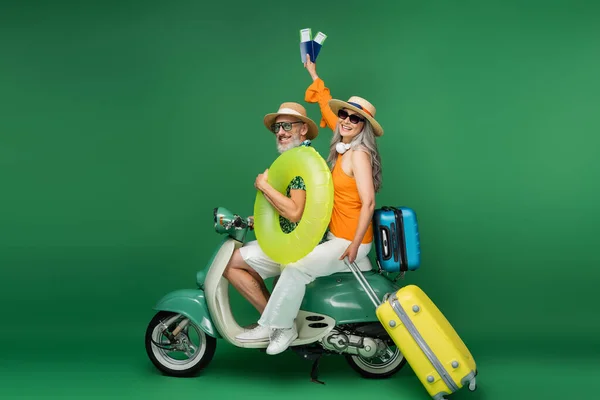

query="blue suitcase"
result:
[373,206,421,274]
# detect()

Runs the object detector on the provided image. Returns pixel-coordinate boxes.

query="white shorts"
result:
[239,232,373,280]
[238,240,282,280]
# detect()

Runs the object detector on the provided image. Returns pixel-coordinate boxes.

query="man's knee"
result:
[224,249,247,280]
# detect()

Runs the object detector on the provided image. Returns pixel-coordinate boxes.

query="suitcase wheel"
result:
[468,377,477,392]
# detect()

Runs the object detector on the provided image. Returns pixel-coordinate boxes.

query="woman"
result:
[236,54,384,356]
[304,53,384,263]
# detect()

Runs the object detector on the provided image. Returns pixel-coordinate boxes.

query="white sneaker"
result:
[236,324,270,342]
[266,325,298,355]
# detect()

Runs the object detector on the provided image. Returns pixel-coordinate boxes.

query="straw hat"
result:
[263,102,319,140]
[328,96,383,136]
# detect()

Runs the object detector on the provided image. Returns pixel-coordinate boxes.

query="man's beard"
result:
[277,136,302,154]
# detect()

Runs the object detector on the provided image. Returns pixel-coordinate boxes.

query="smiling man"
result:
[223,102,319,323]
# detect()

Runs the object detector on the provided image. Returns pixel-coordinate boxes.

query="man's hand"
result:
[254,169,269,192]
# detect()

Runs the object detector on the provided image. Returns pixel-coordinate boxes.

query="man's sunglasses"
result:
[337,109,365,124]
[270,121,303,134]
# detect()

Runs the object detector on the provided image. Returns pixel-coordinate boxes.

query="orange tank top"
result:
[329,154,374,244]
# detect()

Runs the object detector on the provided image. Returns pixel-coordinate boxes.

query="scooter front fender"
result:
[153,289,221,339]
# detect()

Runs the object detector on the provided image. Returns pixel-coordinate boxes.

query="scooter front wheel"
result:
[145,311,216,377]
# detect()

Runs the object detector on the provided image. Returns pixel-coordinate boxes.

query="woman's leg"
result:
[258,235,372,354]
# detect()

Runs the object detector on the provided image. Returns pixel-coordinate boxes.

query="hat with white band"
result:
[263,102,319,140]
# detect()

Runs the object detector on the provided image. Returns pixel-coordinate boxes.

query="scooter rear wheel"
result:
[145,311,216,377]
[345,343,407,379]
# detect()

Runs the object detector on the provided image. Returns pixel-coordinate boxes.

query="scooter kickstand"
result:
[310,355,325,385]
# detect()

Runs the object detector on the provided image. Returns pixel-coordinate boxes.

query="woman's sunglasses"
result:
[270,121,303,134]
[337,109,365,124]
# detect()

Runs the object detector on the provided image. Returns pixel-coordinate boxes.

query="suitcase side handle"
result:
[343,257,381,308]
[390,207,408,272]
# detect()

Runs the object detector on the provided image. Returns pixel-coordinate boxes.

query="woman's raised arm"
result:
[303,54,338,132]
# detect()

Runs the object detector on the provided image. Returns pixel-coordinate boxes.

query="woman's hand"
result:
[254,169,269,192]
[340,242,360,264]
[303,54,319,81]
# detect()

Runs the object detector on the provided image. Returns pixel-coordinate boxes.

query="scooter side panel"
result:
[301,271,400,325]
[154,289,221,339]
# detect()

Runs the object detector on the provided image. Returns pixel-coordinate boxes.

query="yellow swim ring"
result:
[254,145,334,265]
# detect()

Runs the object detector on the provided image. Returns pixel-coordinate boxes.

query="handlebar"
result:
[213,206,252,242]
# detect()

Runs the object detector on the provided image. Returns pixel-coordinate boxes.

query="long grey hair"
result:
[327,120,383,192]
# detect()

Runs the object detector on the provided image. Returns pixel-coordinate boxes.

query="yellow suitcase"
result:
[376,285,477,399]
[345,260,477,400]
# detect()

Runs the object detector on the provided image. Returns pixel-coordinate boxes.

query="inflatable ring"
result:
[254,146,334,265]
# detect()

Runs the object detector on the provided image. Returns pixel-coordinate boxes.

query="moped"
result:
[144,207,408,382]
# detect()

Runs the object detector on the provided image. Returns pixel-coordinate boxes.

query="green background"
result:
[1,0,599,398]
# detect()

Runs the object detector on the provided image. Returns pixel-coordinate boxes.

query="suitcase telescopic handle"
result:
[343,258,381,308]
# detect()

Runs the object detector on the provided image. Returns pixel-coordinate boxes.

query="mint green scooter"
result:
[144,207,406,382]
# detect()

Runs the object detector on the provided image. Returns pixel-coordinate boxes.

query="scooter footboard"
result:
[154,289,221,339]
